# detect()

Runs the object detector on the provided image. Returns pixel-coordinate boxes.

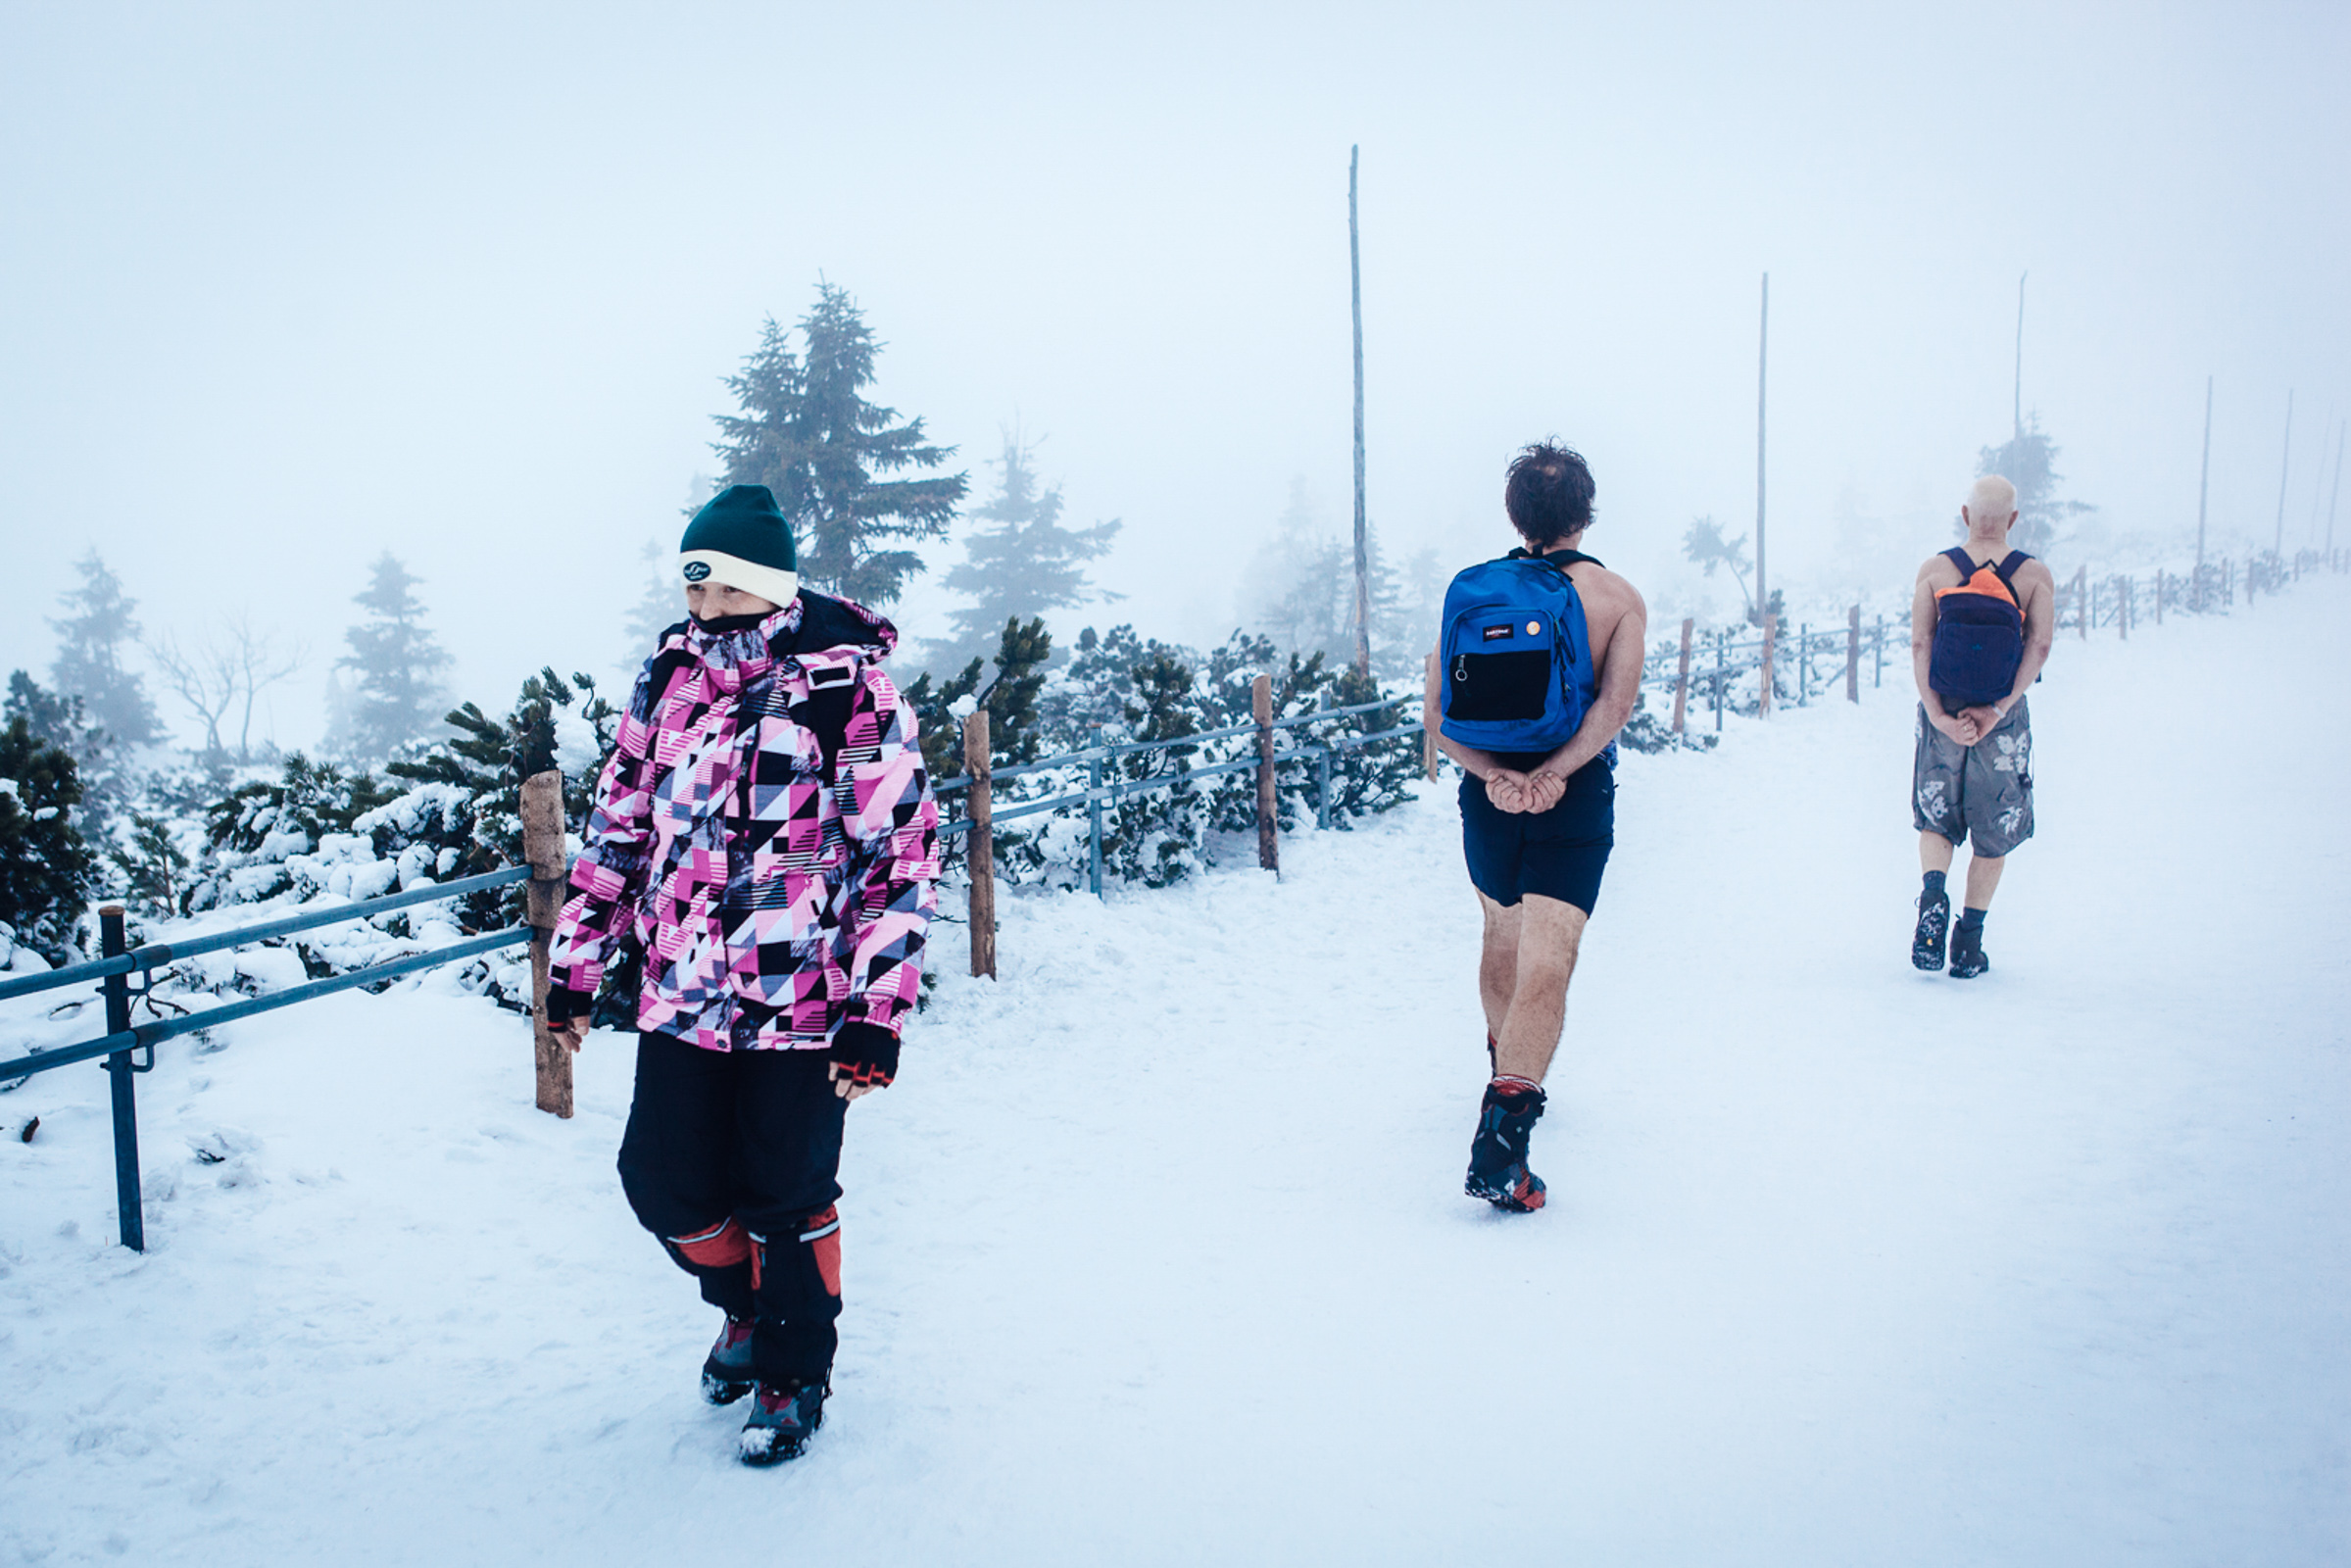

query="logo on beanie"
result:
[682,562,711,582]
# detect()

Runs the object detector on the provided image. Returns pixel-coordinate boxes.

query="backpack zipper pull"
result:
[1452,654,1469,684]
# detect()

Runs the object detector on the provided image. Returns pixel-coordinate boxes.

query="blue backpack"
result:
[1438,550,1596,753]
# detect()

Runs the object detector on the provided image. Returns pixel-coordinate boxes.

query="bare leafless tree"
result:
[147,612,306,763]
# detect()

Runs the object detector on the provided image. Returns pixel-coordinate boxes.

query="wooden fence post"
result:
[963,710,996,979]
[1670,617,1694,734]
[1422,650,1440,780]
[1758,613,1777,716]
[1253,673,1279,873]
[2076,565,2089,639]
[2155,569,2165,626]
[1845,605,1860,703]
[520,769,572,1119]
[2119,575,2131,640]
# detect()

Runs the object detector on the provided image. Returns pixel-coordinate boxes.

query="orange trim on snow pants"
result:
[668,1217,751,1268]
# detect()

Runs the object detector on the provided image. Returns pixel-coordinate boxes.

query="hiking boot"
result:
[1465,1082,1547,1213]
[1948,920,1990,980]
[738,1377,828,1467]
[1912,887,1950,971]
[702,1315,756,1405]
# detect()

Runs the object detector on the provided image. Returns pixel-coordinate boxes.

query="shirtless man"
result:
[1908,474,2056,979]
[1425,441,1646,1212]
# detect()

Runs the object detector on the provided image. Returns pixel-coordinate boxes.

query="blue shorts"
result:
[1458,757,1616,914]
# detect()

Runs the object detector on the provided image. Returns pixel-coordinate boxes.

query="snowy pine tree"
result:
[710,284,968,608]
[1243,479,1410,675]
[933,434,1120,674]
[48,550,164,748]
[336,554,453,762]
[621,539,684,663]
[1976,414,2095,555]
[6,670,126,836]
[0,713,96,962]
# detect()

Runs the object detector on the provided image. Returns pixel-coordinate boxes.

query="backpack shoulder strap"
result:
[1940,546,1978,578]
[1505,546,1604,573]
[1993,550,2032,585]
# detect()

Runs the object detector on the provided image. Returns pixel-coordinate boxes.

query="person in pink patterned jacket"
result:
[543,483,939,1467]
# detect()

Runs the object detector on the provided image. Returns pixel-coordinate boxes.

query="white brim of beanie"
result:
[679,550,799,609]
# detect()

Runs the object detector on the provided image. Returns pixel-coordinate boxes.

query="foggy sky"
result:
[3,1,2345,753]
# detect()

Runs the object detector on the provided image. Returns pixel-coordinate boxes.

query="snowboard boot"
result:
[1948,913,1990,979]
[1912,885,1951,971]
[738,1377,828,1467]
[1464,1080,1547,1213]
[702,1315,757,1405]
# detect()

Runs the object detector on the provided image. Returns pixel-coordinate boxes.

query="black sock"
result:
[1922,869,1947,898]
[1957,906,1986,934]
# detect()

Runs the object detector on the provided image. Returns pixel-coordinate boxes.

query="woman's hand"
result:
[829,1064,880,1102]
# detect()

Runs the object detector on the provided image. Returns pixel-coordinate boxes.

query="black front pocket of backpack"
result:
[1448,650,1551,721]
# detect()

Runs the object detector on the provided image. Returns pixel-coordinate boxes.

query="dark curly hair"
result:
[1503,441,1596,548]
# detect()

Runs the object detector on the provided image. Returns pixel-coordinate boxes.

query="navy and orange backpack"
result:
[1928,546,2032,709]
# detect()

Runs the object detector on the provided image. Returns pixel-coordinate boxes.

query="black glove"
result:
[828,1021,900,1088]
[543,986,595,1025]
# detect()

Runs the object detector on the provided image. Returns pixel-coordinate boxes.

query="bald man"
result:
[1907,475,2056,978]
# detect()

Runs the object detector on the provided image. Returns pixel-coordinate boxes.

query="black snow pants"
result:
[615,1029,849,1387]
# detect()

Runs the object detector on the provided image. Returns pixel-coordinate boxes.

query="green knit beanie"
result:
[678,484,799,607]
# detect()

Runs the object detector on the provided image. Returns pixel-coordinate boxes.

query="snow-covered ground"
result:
[5,580,2347,1566]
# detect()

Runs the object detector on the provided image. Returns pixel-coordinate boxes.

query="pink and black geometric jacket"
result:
[542,593,940,1054]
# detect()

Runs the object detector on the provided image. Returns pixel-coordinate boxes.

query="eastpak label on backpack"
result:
[1928,546,2032,709]
[1438,551,1595,753]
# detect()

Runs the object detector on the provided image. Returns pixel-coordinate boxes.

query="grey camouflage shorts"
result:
[1913,698,2033,857]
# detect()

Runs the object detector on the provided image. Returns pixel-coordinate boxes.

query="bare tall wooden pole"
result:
[1754,272,1769,619]
[1671,617,1694,734]
[2013,271,2028,441]
[1349,146,1372,678]
[2329,418,2345,553]
[962,710,996,979]
[1758,613,1777,717]
[1253,673,1279,873]
[1845,605,1860,704]
[520,769,571,1119]
[2194,375,2213,604]
[2275,389,2294,556]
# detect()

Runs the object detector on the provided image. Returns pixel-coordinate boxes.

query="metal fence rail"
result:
[932,696,1425,870]
[2,863,534,1252]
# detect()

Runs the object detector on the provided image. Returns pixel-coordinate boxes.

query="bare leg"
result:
[1918,830,1956,876]
[1964,853,2006,910]
[1477,894,1521,1045]
[1493,894,1588,1084]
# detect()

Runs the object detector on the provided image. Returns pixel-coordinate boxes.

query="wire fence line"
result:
[1634,546,2351,735]
[0,776,580,1253]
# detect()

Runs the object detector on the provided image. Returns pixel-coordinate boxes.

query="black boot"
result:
[1465,1082,1547,1213]
[702,1316,756,1405]
[1948,911,1990,979]
[738,1376,828,1466]
[1912,881,1951,971]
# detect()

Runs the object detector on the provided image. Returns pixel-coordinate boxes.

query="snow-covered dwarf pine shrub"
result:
[906,619,1421,892]
[0,715,97,964]
[175,669,615,1009]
